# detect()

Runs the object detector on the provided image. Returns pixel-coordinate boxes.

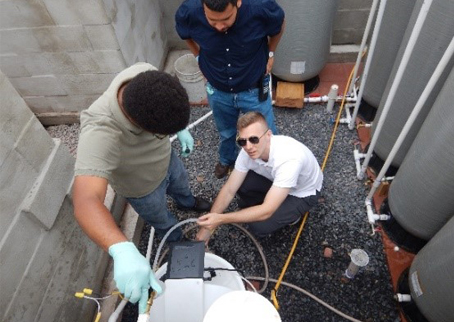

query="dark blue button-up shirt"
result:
[176,0,284,93]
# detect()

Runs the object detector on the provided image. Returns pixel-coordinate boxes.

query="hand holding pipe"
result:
[108,242,162,313]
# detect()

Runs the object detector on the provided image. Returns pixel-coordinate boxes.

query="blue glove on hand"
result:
[109,241,162,313]
[177,129,194,157]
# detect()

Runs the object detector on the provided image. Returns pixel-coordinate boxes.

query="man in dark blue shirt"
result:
[176,0,285,178]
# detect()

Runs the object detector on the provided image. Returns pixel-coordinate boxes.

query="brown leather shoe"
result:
[214,162,232,179]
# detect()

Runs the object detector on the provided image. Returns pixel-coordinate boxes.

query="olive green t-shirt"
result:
[74,63,171,198]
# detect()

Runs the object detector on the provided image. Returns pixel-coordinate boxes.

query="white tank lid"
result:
[203,291,281,322]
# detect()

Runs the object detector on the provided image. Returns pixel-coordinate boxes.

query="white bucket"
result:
[148,253,245,322]
[174,54,207,104]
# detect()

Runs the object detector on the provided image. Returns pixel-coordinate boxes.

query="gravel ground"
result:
[47,104,399,322]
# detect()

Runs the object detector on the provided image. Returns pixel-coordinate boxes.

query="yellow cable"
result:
[93,312,101,322]
[271,211,309,309]
[271,67,355,310]
[321,69,355,171]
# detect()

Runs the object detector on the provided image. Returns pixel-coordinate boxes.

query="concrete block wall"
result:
[333,0,374,44]
[0,0,168,114]
[0,71,110,322]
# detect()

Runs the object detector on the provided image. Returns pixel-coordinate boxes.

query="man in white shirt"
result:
[197,111,323,240]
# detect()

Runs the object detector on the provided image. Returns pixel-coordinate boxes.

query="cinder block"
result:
[119,28,136,66]
[0,29,41,55]
[332,29,364,45]
[43,52,79,74]
[0,150,39,237]
[0,214,42,315]
[0,1,54,29]
[0,26,92,55]
[142,15,166,67]
[84,24,120,50]
[14,116,55,172]
[68,50,126,74]
[333,10,370,30]
[0,71,35,131]
[42,0,110,25]
[109,0,134,47]
[328,45,361,63]
[338,0,373,10]
[60,73,115,95]
[9,75,68,96]
[21,139,74,230]
[275,81,305,108]
[24,94,99,113]
[0,120,55,232]
[0,53,51,77]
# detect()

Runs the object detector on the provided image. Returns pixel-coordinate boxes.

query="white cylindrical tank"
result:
[408,216,454,322]
[371,0,454,167]
[361,0,416,109]
[387,63,454,240]
[149,253,245,322]
[273,0,339,82]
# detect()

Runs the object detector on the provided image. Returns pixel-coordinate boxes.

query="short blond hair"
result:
[237,112,267,131]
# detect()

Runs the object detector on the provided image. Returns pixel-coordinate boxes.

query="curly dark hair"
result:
[202,0,238,12]
[122,70,190,134]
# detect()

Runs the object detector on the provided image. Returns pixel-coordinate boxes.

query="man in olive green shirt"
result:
[73,63,210,314]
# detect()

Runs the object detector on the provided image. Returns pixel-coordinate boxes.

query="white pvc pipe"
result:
[365,199,390,225]
[348,0,380,94]
[170,110,213,142]
[357,0,434,179]
[348,0,388,130]
[273,95,356,106]
[354,149,367,178]
[366,36,454,200]
[108,299,128,322]
[395,294,412,302]
[326,84,339,113]
[145,226,155,261]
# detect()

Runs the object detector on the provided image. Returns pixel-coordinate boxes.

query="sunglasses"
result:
[236,129,269,147]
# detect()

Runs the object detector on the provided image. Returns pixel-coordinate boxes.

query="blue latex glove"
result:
[177,129,194,157]
[108,241,162,313]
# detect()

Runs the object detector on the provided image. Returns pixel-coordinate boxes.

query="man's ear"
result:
[237,0,242,9]
[266,128,272,138]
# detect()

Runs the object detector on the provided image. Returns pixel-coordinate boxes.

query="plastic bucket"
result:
[174,54,207,103]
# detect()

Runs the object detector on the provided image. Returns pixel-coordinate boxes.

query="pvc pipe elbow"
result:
[395,293,412,302]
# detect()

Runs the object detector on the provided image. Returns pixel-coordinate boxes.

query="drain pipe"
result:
[357,0,434,180]
[365,36,454,202]
[354,148,367,178]
[326,84,338,113]
[347,0,380,95]
[170,110,213,143]
[395,294,412,303]
[348,0,387,131]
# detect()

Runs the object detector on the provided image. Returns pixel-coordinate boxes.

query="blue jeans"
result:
[126,150,195,242]
[206,79,278,166]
